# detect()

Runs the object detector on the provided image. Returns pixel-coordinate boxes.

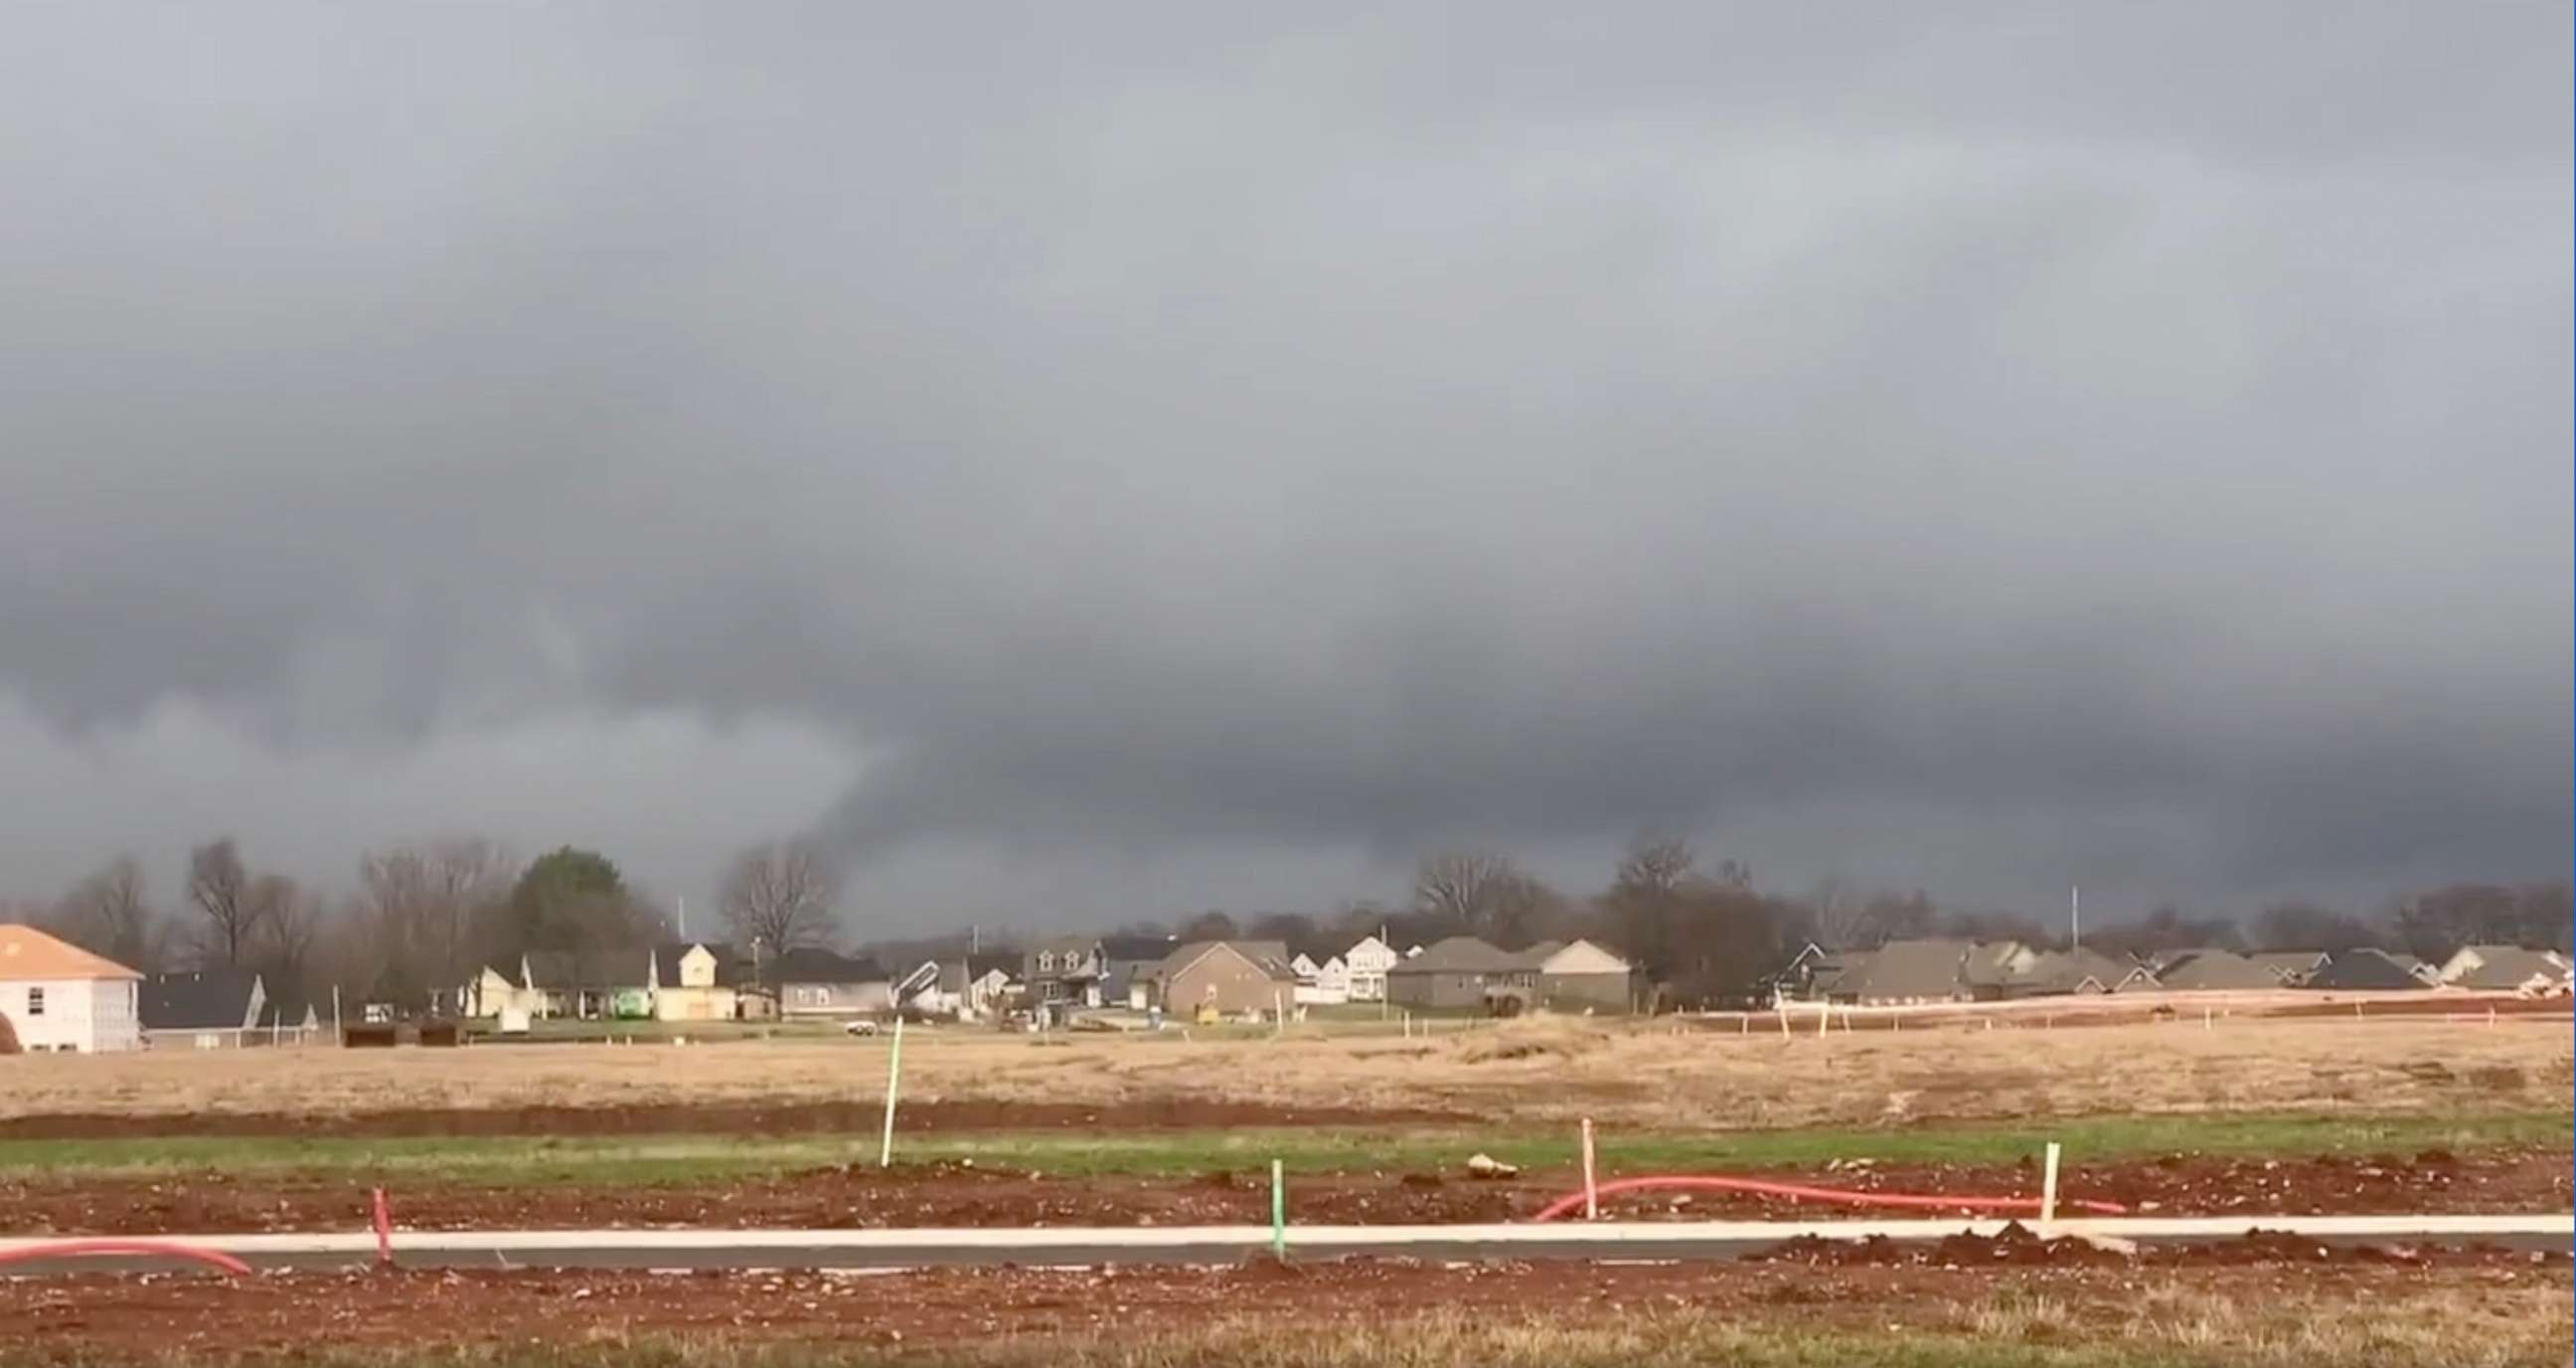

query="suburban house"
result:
[1525,939,1637,1012]
[1026,937,1103,1007]
[1813,940,1995,1005]
[139,969,266,1049]
[769,947,892,1019]
[1342,935,1400,1001]
[266,993,325,1042]
[1386,937,1533,1010]
[1153,940,1298,1019]
[0,924,143,1053]
[2001,947,2159,997]
[1289,949,1352,1005]
[2245,950,2331,986]
[2150,948,2287,992]
[2303,947,2436,991]
[463,950,651,1020]
[908,953,1020,1019]
[1769,942,1852,1003]
[1097,937,1176,1010]
[2436,944,2572,995]
[651,942,769,1021]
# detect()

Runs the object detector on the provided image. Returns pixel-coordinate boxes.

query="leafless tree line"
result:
[29,823,2565,1015]
[32,834,847,1014]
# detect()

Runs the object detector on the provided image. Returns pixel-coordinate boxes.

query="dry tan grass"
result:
[1959,1278,2574,1368]
[2,1014,2567,1128]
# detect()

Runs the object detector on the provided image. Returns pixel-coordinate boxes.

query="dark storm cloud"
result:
[0,2,2565,925]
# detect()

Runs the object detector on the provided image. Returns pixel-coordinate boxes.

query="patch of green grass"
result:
[0,1111,2556,1189]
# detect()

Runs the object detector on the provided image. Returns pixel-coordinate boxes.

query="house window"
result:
[1038,951,1053,972]
[25,987,42,1017]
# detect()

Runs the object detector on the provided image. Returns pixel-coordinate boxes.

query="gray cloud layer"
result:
[2,3,2566,930]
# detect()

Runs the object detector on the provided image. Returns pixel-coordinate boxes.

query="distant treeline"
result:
[18,830,2568,1013]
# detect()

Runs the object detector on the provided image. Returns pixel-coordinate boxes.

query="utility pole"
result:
[2070,886,2081,950]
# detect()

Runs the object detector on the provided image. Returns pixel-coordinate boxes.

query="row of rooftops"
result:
[1032,932,1638,981]
[1786,940,2572,1002]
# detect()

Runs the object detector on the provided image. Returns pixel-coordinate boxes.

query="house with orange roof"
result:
[0,924,144,1053]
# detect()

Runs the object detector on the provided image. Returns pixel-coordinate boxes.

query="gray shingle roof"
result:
[768,947,884,985]
[1390,937,1522,974]
[2305,948,2431,990]
[139,970,259,1032]
[1826,940,1980,1001]
[2447,945,2571,990]
[2153,949,2282,991]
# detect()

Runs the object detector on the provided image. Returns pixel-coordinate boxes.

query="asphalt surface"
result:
[0,1214,2567,1275]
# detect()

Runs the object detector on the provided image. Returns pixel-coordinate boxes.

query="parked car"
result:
[842,1019,881,1037]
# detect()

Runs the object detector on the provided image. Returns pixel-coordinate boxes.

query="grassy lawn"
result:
[30,1294,2569,1368]
[0,1112,2557,1188]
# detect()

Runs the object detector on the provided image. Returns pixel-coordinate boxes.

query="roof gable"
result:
[1831,940,1977,999]
[2153,949,2280,991]
[0,925,142,981]
[2308,948,2432,990]
[140,969,262,1030]
[1539,940,1631,975]
[1161,940,1297,982]
[1394,937,1521,973]
[770,947,884,985]
[2441,945,2570,989]
[1098,937,1173,962]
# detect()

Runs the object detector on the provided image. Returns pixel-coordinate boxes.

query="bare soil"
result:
[1,1256,2563,1362]
[6,1148,2564,1236]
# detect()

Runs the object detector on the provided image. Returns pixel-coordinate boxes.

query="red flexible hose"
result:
[1530,1174,2128,1222]
[0,1238,251,1276]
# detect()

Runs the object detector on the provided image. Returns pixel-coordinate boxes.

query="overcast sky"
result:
[2,3,2566,936]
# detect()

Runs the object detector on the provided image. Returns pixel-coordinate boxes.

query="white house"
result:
[908,955,1019,1020]
[0,925,144,1053]
[1343,936,1401,1002]
[1290,952,1352,1005]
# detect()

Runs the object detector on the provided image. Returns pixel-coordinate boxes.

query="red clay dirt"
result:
[0,1258,2564,1362]
[0,1100,1466,1140]
[5,1149,2565,1237]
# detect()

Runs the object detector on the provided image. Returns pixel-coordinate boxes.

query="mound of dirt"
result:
[1455,1022,1610,1065]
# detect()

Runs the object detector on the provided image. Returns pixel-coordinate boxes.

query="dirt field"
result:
[5,1258,2566,1366]
[4,1145,2567,1236]
[5,1016,2566,1129]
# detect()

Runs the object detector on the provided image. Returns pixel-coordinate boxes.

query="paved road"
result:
[1,1214,2566,1275]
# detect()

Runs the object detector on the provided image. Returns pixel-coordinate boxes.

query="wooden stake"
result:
[2039,1140,2061,1235]
[1580,1118,1599,1221]
[878,1016,905,1168]
[1270,1159,1287,1259]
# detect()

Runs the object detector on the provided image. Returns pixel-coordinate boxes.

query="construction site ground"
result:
[5,1145,2567,1236]
[5,1254,2568,1365]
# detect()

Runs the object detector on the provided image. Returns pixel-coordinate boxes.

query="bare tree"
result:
[1612,833,1696,899]
[186,838,263,966]
[249,874,322,984]
[423,839,507,990]
[1413,850,1555,942]
[718,839,841,951]
[1809,876,1869,950]
[52,854,163,970]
